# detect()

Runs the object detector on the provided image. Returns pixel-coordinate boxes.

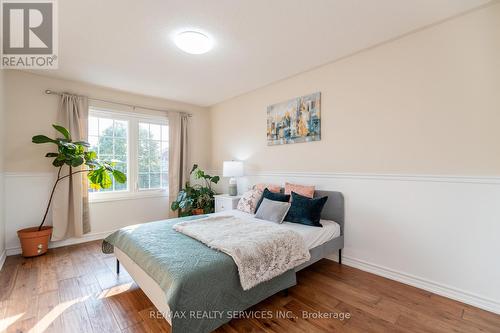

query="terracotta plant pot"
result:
[192,208,205,215]
[17,226,53,257]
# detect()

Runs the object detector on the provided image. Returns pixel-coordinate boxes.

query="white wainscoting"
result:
[0,171,5,270]
[216,171,500,314]
[4,173,55,254]
[4,171,500,313]
[4,172,170,255]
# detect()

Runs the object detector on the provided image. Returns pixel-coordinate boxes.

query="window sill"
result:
[89,190,169,203]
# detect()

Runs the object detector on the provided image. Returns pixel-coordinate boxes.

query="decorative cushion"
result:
[254,183,281,193]
[284,182,315,198]
[254,198,291,223]
[255,188,291,212]
[285,192,328,227]
[237,189,263,214]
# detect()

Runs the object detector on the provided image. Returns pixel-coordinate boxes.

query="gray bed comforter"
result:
[102,215,296,333]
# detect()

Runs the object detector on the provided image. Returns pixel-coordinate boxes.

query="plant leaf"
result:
[190,164,198,174]
[85,160,99,168]
[74,141,91,147]
[100,172,113,189]
[194,169,204,179]
[85,151,97,160]
[52,124,71,140]
[52,158,65,167]
[59,141,77,150]
[87,170,100,186]
[75,145,85,155]
[45,152,59,157]
[32,135,56,144]
[112,170,127,183]
[71,156,84,167]
[88,169,102,188]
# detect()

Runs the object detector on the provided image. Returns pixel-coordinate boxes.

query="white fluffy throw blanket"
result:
[173,215,311,290]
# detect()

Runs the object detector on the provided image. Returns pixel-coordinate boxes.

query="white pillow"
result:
[237,189,263,214]
[254,198,291,223]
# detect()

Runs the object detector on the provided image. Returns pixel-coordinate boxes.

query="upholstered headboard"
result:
[314,190,345,235]
[256,184,345,235]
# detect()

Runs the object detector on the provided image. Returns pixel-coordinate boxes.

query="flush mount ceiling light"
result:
[174,30,213,55]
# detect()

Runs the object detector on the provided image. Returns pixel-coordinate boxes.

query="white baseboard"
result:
[0,250,6,271]
[340,256,500,315]
[5,230,113,256]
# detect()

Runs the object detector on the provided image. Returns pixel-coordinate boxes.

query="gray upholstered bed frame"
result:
[115,190,345,276]
[294,190,345,271]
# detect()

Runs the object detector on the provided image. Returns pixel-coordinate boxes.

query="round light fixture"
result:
[174,30,213,55]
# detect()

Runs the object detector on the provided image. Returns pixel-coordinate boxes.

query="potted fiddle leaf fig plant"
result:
[17,124,127,257]
[171,164,220,216]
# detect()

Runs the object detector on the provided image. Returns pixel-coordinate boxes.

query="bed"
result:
[103,190,344,333]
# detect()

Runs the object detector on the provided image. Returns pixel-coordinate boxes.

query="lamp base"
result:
[228,183,237,196]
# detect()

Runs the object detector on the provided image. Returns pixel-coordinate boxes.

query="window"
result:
[88,108,168,201]
[138,122,169,190]
[88,116,129,192]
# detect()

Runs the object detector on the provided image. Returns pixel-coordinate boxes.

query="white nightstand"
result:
[214,194,241,213]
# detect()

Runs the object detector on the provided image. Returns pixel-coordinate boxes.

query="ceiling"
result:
[39,0,490,106]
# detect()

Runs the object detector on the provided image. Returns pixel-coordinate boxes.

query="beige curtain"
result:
[51,94,90,241]
[168,112,190,217]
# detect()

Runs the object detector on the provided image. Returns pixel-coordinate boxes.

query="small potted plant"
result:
[17,124,126,257]
[171,164,219,216]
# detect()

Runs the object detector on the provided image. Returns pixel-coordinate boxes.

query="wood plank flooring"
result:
[0,240,499,333]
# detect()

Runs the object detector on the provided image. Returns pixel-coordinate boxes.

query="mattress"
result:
[213,209,341,250]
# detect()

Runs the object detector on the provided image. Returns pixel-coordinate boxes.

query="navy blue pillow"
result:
[285,192,328,227]
[255,188,290,212]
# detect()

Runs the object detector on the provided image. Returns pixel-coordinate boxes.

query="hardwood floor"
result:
[1,240,499,333]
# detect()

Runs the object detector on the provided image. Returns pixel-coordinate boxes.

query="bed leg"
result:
[116,259,120,275]
[338,249,342,265]
[282,288,288,297]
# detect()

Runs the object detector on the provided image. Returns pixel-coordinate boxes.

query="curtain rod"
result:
[44,89,193,117]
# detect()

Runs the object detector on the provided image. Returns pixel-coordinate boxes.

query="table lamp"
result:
[223,161,244,196]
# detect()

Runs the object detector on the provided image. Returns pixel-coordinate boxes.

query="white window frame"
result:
[89,107,169,203]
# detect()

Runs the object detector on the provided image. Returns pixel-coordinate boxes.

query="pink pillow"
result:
[284,182,315,198]
[254,183,281,193]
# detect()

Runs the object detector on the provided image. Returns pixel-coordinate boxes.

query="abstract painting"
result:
[267,92,321,146]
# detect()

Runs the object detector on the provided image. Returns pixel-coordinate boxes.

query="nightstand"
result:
[214,194,241,213]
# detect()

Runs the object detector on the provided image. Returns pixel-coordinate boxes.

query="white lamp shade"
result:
[223,161,244,178]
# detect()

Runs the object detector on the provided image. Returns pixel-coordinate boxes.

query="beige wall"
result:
[5,70,211,172]
[2,70,211,253]
[0,69,5,256]
[208,4,500,311]
[0,70,4,172]
[210,3,500,175]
